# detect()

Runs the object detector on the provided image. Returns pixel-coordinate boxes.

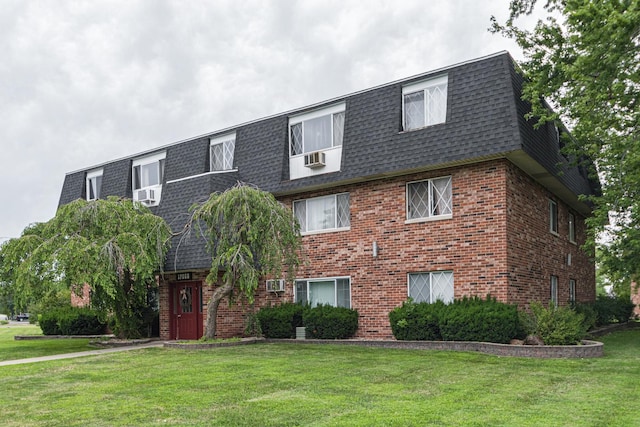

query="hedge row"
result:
[40,307,107,335]
[256,303,358,339]
[389,296,521,344]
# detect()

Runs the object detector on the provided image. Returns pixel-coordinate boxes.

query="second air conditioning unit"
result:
[266,279,285,292]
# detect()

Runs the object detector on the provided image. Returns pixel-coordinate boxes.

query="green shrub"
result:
[27,288,73,324]
[303,304,359,339]
[523,302,587,345]
[389,299,445,340]
[591,295,635,326]
[439,296,520,344]
[257,303,306,338]
[573,302,597,331]
[40,307,106,336]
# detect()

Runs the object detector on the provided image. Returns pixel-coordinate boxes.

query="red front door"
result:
[170,282,203,340]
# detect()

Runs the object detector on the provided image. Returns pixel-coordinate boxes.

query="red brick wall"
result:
[504,162,595,307]
[277,161,513,339]
[158,159,596,340]
[70,284,91,307]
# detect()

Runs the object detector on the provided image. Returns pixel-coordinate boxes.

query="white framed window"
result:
[210,133,236,172]
[569,279,576,304]
[132,152,166,206]
[550,275,559,307]
[86,169,103,201]
[402,75,448,131]
[406,176,452,221]
[293,193,350,234]
[549,199,558,235]
[408,271,454,304]
[289,103,345,156]
[295,277,350,308]
[568,212,576,243]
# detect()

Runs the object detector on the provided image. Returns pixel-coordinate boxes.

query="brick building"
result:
[58,52,600,340]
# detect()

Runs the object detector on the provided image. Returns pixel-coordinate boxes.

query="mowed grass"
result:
[0,324,92,362]
[1,329,639,426]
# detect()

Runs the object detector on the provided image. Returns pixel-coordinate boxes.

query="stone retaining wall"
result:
[163,337,603,358]
[264,339,603,358]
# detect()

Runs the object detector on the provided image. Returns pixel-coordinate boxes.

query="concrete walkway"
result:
[0,341,164,367]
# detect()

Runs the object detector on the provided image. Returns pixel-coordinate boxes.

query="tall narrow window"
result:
[408,271,454,303]
[289,104,345,156]
[86,169,103,201]
[407,176,452,221]
[210,134,236,172]
[568,212,576,243]
[550,275,559,307]
[402,75,448,131]
[569,279,576,304]
[549,199,558,234]
[293,193,350,234]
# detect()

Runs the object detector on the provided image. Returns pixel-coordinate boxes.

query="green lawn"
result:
[1,328,639,426]
[0,323,92,362]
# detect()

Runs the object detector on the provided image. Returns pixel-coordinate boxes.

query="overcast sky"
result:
[0,0,541,241]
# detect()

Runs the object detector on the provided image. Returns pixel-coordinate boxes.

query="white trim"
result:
[402,74,448,95]
[289,103,346,125]
[407,271,454,304]
[294,192,350,234]
[166,169,238,185]
[210,132,236,145]
[300,227,350,236]
[86,168,103,201]
[86,168,103,179]
[132,151,166,167]
[294,276,351,308]
[404,214,452,225]
[406,176,453,221]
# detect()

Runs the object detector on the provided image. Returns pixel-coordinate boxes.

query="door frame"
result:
[169,281,204,340]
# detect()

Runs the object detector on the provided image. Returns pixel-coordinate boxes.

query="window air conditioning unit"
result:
[137,189,156,203]
[304,151,326,168]
[266,279,285,292]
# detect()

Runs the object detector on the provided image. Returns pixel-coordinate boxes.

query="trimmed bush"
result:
[573,302,597,331]
[257,303,306,338]
[592,295,635,326]
[389,300,445,341]
[389,296,520,343]
[40,307,106,336]
[303,304,359,339]
[439,296,520,344]
[522,302,587,345]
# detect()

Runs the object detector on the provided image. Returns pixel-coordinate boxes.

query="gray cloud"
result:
[0,0,537,240]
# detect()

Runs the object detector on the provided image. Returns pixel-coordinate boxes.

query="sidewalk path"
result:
[0,341,164,367]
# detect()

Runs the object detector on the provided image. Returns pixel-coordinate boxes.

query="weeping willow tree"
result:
[0,197,171,338]
[191,183,302,339]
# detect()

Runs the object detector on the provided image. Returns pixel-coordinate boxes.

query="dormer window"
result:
[132,152,165,206]
[86,169,103,201]
[210,133,236,172]
[289,104,345,156]
[402,75,448,131]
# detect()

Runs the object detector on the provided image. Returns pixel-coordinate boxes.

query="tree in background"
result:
[491,0,640,291]
[191,183,302,339]
[0,197,171,337]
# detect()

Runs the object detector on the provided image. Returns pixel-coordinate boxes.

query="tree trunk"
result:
[204,279,235,339]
